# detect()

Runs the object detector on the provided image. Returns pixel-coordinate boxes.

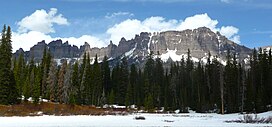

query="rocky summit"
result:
[14,27,252,66]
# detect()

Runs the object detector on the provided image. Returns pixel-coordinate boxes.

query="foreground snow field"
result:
[0,111,271,127]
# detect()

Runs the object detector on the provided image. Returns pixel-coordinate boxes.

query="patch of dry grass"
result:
[0,102,106,116]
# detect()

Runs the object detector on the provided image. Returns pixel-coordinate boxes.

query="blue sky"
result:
[1,0,271,51]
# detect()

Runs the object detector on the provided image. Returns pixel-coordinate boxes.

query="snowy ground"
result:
[0,111,271,127]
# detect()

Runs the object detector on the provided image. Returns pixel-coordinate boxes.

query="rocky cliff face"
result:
[148,27,251,60]
[14,27,252,65]
[14,39,82,62]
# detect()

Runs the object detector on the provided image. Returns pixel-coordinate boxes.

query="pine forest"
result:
[0,25,272,114]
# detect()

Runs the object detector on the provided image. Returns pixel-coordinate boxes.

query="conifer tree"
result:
[169,63,178,110]
[14,53,25,95]
[70,61,79,104]
[137,68,144,107]
[143,53,155,107]
[117,57,129,105]
[144,93,154,112]
[108,89,115,105]
[82,53,92,105]
[154,56,164,107]
[0,25,19,104]
[111,63,120,104]
[194,62,204,112]
[58,60,67,103]
[101,56,111,96]
[47,60,58,102]
[186,49,194,109]
[41,47,50,99]
[29,64,35,98]
[33,66,41,104]
[23,64,30,101]
[219,64,225,114]
[92,54,103,105]
[129,64,137,105]
[245,48,258,112]
[125,82,132,107]
[63,62,72,104]
[179,56,188,112]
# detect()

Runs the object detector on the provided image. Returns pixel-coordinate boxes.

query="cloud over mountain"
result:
[107,13,240,44]
[12,8,241,52]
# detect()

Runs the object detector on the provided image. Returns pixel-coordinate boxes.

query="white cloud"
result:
[17,8,69,34]
[13,31,53,51]
[60,35,106,48]
[12,31,105,52]
[106,13,241,44]
[13,8,104,52]
[177,13,218,31]
[106,17,180,44]
[219,26,238,38]
[230,35,240,44]
[105,12,134,19]
[142,17,179,31]
[13,10,241,52]
[107,19,143,44]
[219,26,240,43]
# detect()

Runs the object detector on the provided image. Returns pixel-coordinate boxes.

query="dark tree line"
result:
[1,25,271,114]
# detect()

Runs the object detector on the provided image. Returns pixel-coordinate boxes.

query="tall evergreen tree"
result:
[91,54,102,105]
[41,47,50,99]
[23,64,31,101]
[71,61,79,104]
[143,53,155,107]
[63,62,72,104]
[58,60,67,103]
[33,66,41,104]
[47,60,58,102]
[14,53,25,96]
[186,49,194,110]
[125,82,133,107]
[82,53,92,105]
[154,56,164,107]
[0,25,19,104]
[101,56,111,96]
[144,93,154,112]
[117,57,129,105]
[194,62,205,112]
[129,64,137,105]
[111,63,120,104]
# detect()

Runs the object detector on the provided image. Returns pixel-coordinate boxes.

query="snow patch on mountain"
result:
[124,43,137,58]
[159,49,200,63]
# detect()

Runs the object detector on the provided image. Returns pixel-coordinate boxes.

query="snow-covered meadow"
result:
[0,111,271,127]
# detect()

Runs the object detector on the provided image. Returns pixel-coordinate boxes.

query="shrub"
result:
[226,114,272,124]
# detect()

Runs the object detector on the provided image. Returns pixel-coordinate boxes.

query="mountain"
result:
[83,27,252,67]
[14,27,253,66]
[14,40,86,63]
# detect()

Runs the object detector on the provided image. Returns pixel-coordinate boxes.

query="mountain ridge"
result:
[14,27,253,66]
